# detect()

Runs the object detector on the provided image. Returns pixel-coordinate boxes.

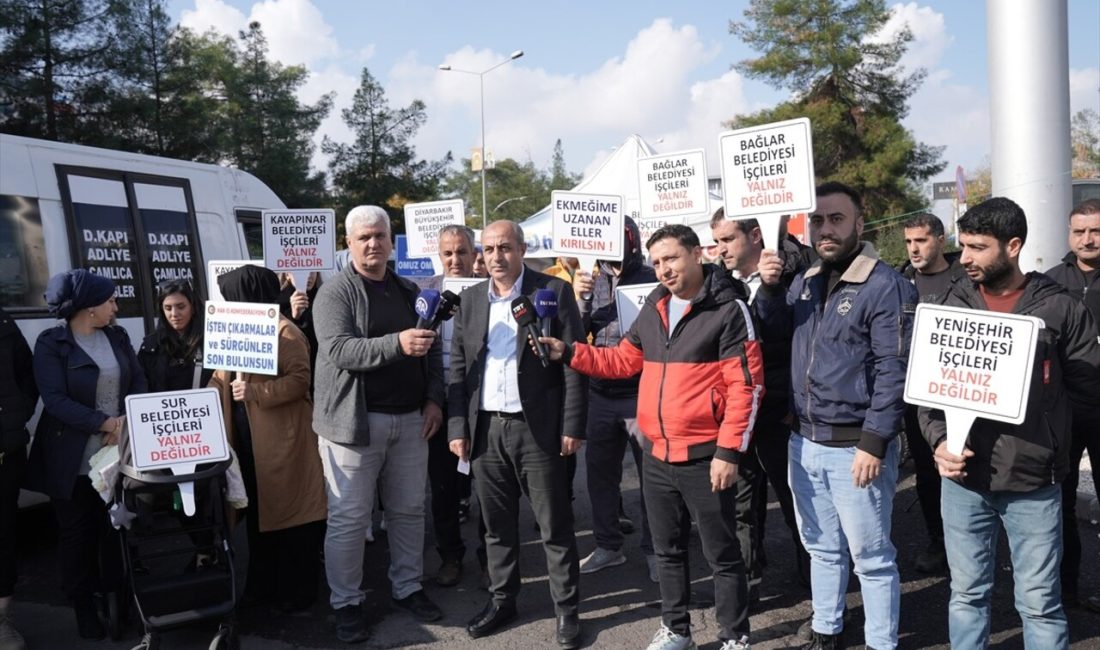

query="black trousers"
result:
[0,441,25,598]
[428,423,466,563]
[732,441,765,580]
[1061,409,1100,597]
[234,404,323,609]
[903,405,944,540]
[643,453,749,641]
[584,391,651,554]
[51,476,123,600]
[472,413,579,616]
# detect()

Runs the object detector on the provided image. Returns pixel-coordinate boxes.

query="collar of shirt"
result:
[487,266,525,303]
[734,269,762,301]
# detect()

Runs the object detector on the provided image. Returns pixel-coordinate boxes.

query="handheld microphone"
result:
[428,290,461,331]
[414,289,442,329]
[533,288,558,337]
[511,296,549,368]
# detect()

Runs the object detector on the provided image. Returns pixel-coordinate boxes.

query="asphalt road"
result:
[9,449,1100,649]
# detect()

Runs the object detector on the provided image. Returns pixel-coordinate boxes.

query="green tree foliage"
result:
[323,67,451,231]
[0,0,116,141]
[728,0,945,220]
[549,138,582,191]
[224,22,331,208]
[1071,108,1100,179]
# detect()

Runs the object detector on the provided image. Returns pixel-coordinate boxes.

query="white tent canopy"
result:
[516,134,720,258]
[518,134,659,258]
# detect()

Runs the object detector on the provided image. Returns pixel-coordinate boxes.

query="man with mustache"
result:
[1044,198,1100,614]
[921,197,1100,648]
[755,182,917,650]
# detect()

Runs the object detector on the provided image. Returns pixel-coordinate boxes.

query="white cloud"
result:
[1070,67,1100,115]
[180,0,340,68]
[381,18,746,182]
[875,2,954,72]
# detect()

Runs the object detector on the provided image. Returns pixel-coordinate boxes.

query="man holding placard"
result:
[755,182,916,650]
[1044,197,1100,613]
[710,209,811,593]
[919,198,1100,649]
[312,205,445,642]
[570,217,659,581]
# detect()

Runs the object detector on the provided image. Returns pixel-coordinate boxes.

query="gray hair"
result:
[345,205,390,236]
[438,224,477,250]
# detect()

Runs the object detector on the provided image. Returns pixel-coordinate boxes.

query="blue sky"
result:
[167,0,1100,187]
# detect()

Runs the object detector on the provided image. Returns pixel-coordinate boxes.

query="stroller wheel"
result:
[131,631,159,650]
[209,624,238,650]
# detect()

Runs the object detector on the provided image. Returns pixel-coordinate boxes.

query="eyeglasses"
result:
[156,279,194,298]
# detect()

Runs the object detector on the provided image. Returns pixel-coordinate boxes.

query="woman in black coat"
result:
[138,280,213,393]
[26,269,147,640]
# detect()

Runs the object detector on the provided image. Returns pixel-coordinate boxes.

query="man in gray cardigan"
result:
[312,205,445,643]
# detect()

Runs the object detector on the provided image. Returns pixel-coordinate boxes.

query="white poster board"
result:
[904,303,1044,455]
[262,209,337,289]
[125,388,229,515]
[614,282,660,335]
[203,300,281,376]
[718,117,816,251]
[637,149,710,221]
[551,190,625,272]
[206,260,265,302]
[440,277,485,368]
[404,199,465,261]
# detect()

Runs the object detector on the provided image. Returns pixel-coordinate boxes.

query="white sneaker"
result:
[719,636,750,650]
[645,624,696,650]
[579,547,627,574]
[646,555,659,583]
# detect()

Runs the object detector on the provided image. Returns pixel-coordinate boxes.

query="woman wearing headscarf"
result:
[26,269,147,639]
[139,279,212,393]
[207,265,326,612]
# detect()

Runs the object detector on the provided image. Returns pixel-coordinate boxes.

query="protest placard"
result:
[404,199,465,260]
[637,149,709,221]
[440,277,484,366]
[551,190,624,272]
[614,282,659,334]
[718,117,815,251]
[904,303,1044,455]
[125,388,228,515]
[395,234,436,288]
[262,208,337,289]
[206,260,265,301]
[203,300,280,376]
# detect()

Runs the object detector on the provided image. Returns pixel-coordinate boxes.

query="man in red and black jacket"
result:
[542,224,765,650]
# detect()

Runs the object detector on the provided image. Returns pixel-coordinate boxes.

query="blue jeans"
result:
[941,479,1068,649]
[789,435,900,649]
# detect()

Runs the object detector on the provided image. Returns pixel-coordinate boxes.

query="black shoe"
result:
[803,629,845,649]
[74,595,105,641]
[914,538,947,574]
[797,608,849,642]
[334,603,369,643]
[556,613,581,648]
[1084,593,1100,614]
[618,516,636,535]
[466,601,517,638]
[392,590,443,622]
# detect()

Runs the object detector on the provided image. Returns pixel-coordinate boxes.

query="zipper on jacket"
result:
[656,300,695,462]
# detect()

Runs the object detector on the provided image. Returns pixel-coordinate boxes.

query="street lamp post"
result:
[439,49,524,229]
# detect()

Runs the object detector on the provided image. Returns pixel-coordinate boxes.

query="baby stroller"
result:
[112,445,239,650]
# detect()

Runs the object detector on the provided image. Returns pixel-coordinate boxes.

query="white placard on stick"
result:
[262,208,337,288]
[718,117,816,251]
[206,260,265,302]
[904,303,1044,455]
[614,282,660,335]
[404,199,465,260]
[203,300,281,376]
[125,388,229,515]
[440,277,484,367]
[551,190,624,272]
[637,149,710,221]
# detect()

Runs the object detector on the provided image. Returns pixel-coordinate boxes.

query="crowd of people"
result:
[0,188,1097,650]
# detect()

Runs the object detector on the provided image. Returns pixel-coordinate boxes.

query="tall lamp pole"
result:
[439,49,524,229]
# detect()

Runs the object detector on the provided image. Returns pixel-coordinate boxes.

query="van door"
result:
[57,167,204,332]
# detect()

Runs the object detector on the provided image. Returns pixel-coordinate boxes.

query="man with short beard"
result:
[1044,198,1100,613]
[755,182,916,650]
[920,197,1100,648]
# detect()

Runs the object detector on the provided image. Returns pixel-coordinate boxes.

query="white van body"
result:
[1,134,285,505]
